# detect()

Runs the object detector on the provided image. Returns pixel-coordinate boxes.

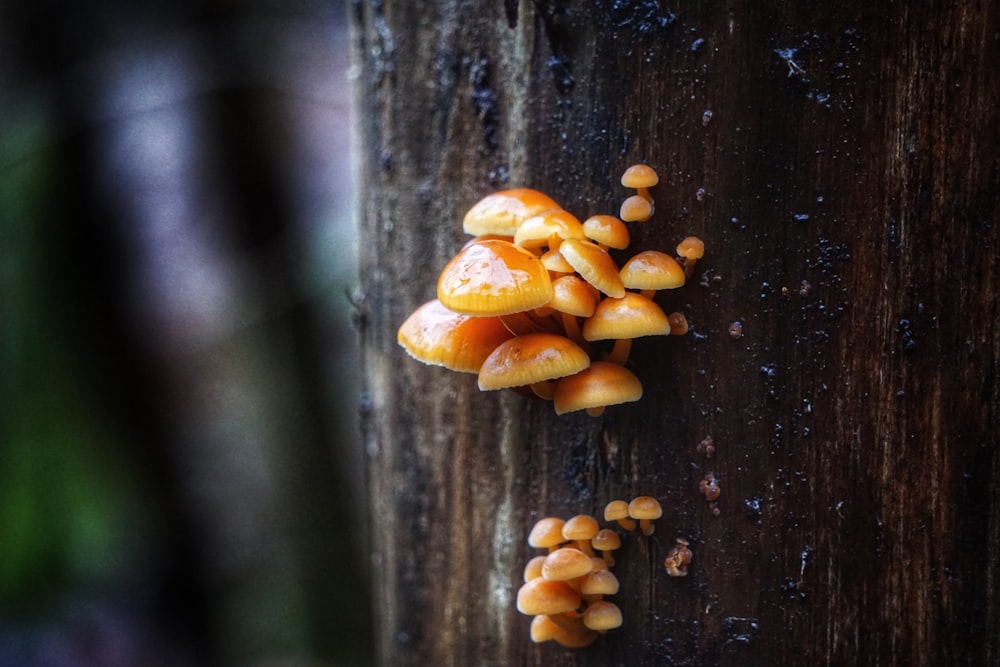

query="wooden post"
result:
[352,1,1000,664]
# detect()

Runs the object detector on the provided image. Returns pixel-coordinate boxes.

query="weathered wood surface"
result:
[352,1,1000,665]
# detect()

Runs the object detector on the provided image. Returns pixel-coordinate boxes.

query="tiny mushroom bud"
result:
[668,311,689,335]
[562,514,600,556]
[583,600,623,632]
[628,495,663,536]
[676,235,706,277]
[553,362,643,417]
[541,546,594,582]
[517,577,582,616]
[591,528,622,566]
[528,517,567,552]
[463,188,562,237]
[603,499,637,531]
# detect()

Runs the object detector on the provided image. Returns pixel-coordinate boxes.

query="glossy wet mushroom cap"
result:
[527,517,567,551]
[541,547,594,581]
[582,292,671,365]
[562,514,600,555]
[397,299,513,373]
[603,499,636,531]
[583,600,623,632]
[582,215,630,250]
[553,362,643,416]
[619,194,653,222]
[477,333,590,391]
[620,250,686,292]
[558,238,626,299]
[628,495,663,535]
[620,164,659,190]
[513,209,584,251]
[437,239,554,316]
[463,188,562,237]
[516,577,582,615]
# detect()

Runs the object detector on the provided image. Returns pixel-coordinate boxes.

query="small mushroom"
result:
[558,238,626,298]
[541,546,595,581]
[523,555,547,582]
[628,496,663,536]
[516,577,582,615]
[667,311,689,336]
[620,163,659,203]
[562,514,601,555]
[582,292,671,365]
[591,528,622,566]
[553,362,643,417]
[527,517,567,552]
[582,214,631,250]
[548,275,599,348]
[478,333,590,398]
[620,249,686,299]
[463,188,562,237]
[437,238,554,316]
[514,208,585,251]
[579,568,620,602]
[619,194,653,222]
[676,235,705,277]
[603,499,637,531]
[583,600,623,632]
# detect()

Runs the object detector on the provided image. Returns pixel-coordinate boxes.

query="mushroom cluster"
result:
[397,165,705,416]
[516,497,663,648]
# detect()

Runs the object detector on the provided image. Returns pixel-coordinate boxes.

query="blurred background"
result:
[0,1,372,665]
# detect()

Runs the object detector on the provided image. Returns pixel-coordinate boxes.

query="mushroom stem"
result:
[531,381,555,400]
[605,338,633,366]
[639,518,655,536]
[615,517,637,531]
[599,550,615,567]
[640,289,656,300]
[682,258,698,278]
[636,186,652,203]
[574,540,595,556]
[560,313,588,350]
[586,406,606,417]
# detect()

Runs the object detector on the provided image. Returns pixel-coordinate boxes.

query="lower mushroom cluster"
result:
[397,164,704,416]
[516,496,665,647]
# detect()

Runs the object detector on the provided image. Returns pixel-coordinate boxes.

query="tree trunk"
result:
[352,1,1000,665]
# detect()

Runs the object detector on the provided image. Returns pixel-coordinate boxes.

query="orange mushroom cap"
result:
[516,577,582,615]
[603,500,636,531]
[463,188,562,237]
[558,238,626,298]
[620,250,686,291]
[582,215,631,250]
[561,514,600,542]
[619,194,653,222]
[553,362,643,415]
[676,235,705,260]
[549,275,599,318]
[437,239,554,316]
[620,164,659,189]
[528,517,567,550]
[397,299,513,373]
[583,600,623,631]
[478,333,591,391]
[514,209,584,250]
[582,292,671,342]
[579,568,620,597]
[541,547,594,581]
[628,495,663,521]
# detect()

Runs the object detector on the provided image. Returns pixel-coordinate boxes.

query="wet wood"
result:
[352,1,1000,665]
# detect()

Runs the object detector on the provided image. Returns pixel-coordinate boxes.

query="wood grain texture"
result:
[352,1,1000,665]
